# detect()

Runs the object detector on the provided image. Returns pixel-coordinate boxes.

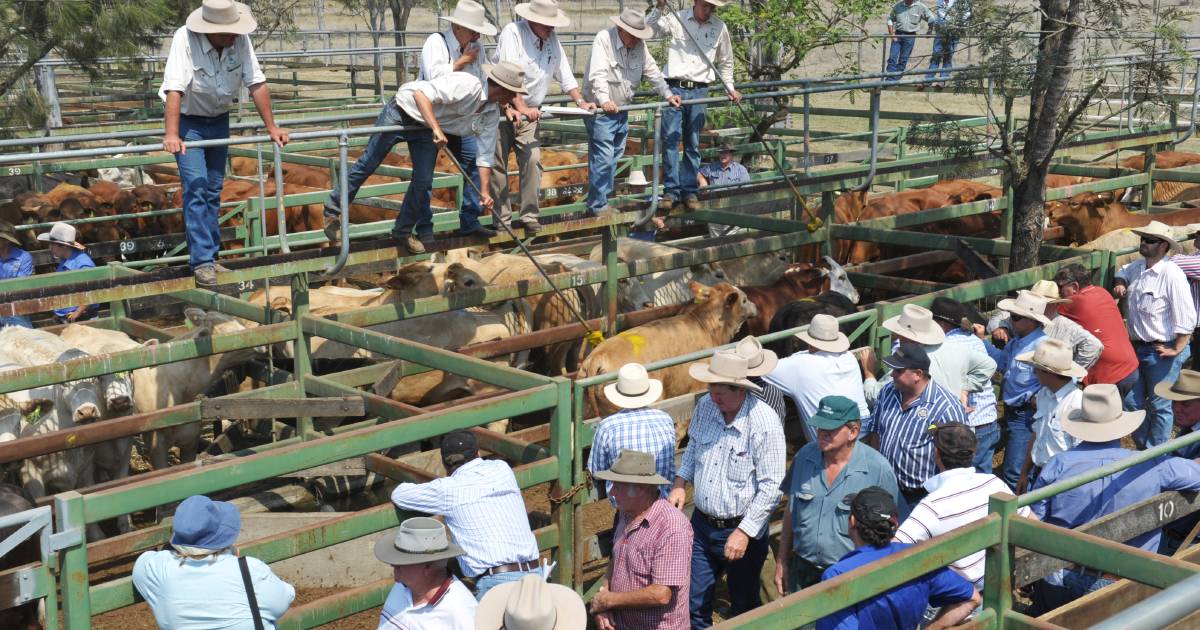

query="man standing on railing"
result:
[323,63,527,255]
[648,0,740,214]
[159,0,289,288]
[412,0,499,239]
[583,9,680,218]
[0,221,33,328]
[924,0,969,88]
[885,0,933,82]
[491,0,596,236]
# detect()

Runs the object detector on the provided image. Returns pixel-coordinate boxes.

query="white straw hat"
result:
[688,351,762,392]
[1133,221,1182,252]
[1028,280,1070,305]
[882,304,945,346]
[514,0,570,28]
[36,222,85,250]
[483,61,530,94]
[1062,384,1145,443]
[1016,337,1087,379]
[441,0,497,36]
[795,313,851,353]
[627,169,649,187]
[603,363,663,409]
[1155,369,1200,402]
[186,0,257,35]
[734,336,778,377]
[609,8,654,39]
[372,517,464,566]
[997,291,1051,327]
[476,574,587,630]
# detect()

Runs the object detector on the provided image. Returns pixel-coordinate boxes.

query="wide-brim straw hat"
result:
[1133,221,1183,252]
[1155,369,1200,401]
[0,221,21,247]
[883,303,945,346]
[476,574,587,630]
[593,449,669,485]
[1063,384,1146,443]
[603,363,663,409]
[688,351,762,392]
[701,0,728,6]
[795,313,850,353]
[1016,337,1087,379]
[36,222,85,250]
[483,61,530,94]
[514,0,570,28]
[187,0,257,35]
[627,169,649,186]
[734,335,778,376]
[1029,280,1070,305]
[997,291,1051,327]
[373,517,464,565]
[609,8,654,39]
[441,0,498,36]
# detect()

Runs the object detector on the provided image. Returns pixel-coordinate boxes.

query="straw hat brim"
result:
[602,378,663,409]
[1062,408,1145,443]
[441,14,498,36]
[743,349,778,377]
[593,468,669,485]
[609,15,653,39]
[1154,380,1200,401]
[514,3,571,27]
[482,64,530,94]
[0,232,20,247]
[186,3,257,35]
[882,314,945,346]
[701,0,728,6]
[1015,349,1087,379]
[687,363,762,392]
[475,579,587,630]
[1132,227,1182,252]
[373,533,464,566]
[795,329,850,353]
[36,233,85,250]
[996,298,1051,326]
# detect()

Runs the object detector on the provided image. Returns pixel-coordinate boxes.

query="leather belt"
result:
[484,559,537,576]
[697,509,742,530]
[895,30,916,35]
[668,78,709,90]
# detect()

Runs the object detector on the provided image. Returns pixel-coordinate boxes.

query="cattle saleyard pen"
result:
[6,37,1200,629]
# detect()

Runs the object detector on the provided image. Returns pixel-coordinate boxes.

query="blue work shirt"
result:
[698,160,750,187]
[53,249,99,320]
[818,542,975,630]
[863,380,967,490]
[787,441,904,568]
[0,246,33,280]
[986,328,1046,407]
[133,550,296,629]
[1031,440,1200,554]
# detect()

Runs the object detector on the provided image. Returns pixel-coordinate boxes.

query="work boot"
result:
[459,225,498,239]
[684,196,702,211]
[323,213,341,243]
[512,218,542,235]
[396,233,426,255]
[193,264,218,288]
[660,193,675,209]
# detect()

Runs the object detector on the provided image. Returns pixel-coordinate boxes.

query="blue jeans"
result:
[584,112,629,213]
[176,113,229,269]
[1000,405,1036,490]
[446,133,483,232]
[661,85,709,200]
[473,568,539,601]
[326,101,436,240]
[689,511,769,628]
[1033,569,1114,615]
[926,32,958,81]
[886,33,918,79]
[0,315,32,328]
[973,422,1001,474]
[1131,341,1192,448]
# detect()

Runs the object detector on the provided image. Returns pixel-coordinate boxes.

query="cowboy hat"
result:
[186,0,257,35]
[594,449,669,485]
[476,574,587,630]
[514,0,570,28]
[440,0,497,36]
[1155,369,1200,401]
[627,169,649,187]
[483,61,530,94]
[997,291,1051,327]
[1016,337,1087,379]
[882,304,945,346]
[0,220,21,247]
[609,8,654,39]
[373,517,464,566]
[36,222,86,250]
[688,351,762,392]
[734,336,778,377]
[795,313,850,353]
[1133,221,1182,252]
[603,363,663,409]
[170,495,241,551]
[1063,384,1145,442]
[700,0,728,6]
[1028,280,1070,305]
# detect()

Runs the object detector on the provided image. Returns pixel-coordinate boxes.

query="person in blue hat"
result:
[133,494,295,629]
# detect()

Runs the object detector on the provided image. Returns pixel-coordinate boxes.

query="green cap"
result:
[810,395,861,430]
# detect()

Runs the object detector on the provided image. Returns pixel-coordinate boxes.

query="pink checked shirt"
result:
[609,498,693,629]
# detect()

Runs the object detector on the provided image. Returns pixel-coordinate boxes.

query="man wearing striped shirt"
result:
[391,429,541,599]
[864,344,967,506]
[895,423,1033,592]
[589,363,677,504]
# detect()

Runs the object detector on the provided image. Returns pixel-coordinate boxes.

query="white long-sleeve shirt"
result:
[159,26,266,117]
[393,72,500,168]
[584,26,672,107]
[491,20,578,107]
[1116,258,1198,342]
[419,28,486,86]
[646,7,734,87]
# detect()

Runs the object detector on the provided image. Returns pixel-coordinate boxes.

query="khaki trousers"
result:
[491,118,542,224]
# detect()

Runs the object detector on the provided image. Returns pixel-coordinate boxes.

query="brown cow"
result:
[167,179,325,238]
[926,179,1003,204]
[1046,192,1200,244]
[1119,151,1200,205]
[740,263,839,337]
[577,282,757,419]
[833,187,998,264]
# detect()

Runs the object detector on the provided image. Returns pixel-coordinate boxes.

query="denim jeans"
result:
[973,422,1001,474]
[1000,405,1036,490]
[926,32,958,81]
[1131,341,1192,448]
[326,101,436,240]
[0,316,32,329]
[584,111,629,214]
[446,132,483,232]
[176,113,230,269]
[1033,569,1114,615]
[661,85,709,200]
[473,568,540,601]
[886,33,918,79]
[689,511,769,628]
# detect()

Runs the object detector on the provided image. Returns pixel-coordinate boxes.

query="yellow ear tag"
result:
[586,330,605,347]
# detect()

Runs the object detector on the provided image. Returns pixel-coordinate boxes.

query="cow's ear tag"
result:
[26,407,42,425]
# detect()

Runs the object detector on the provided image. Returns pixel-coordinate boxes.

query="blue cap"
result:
[170,495,241,550]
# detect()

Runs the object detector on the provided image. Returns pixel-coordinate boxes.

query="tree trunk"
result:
[389,0,412,86]
[1010,165,1049,271]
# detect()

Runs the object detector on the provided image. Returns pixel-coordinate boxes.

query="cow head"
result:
[441,262,488,295]
[688,281,757,334]
[688,263,728,287]
[385,263,443,298]
[52,350,103,424]
[183,308,265,376]
[821,256,860,304]
[617,276,655,312]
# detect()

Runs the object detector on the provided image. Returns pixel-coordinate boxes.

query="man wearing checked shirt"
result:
[667,351,784,628]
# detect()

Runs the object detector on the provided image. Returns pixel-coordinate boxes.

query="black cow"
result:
[767,292,858,357]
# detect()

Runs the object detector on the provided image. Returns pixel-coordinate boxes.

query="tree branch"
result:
[1039,76,1103,168]
[0,38,56,100]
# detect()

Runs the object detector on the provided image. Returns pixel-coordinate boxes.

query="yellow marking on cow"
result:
[620,332,647,356]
